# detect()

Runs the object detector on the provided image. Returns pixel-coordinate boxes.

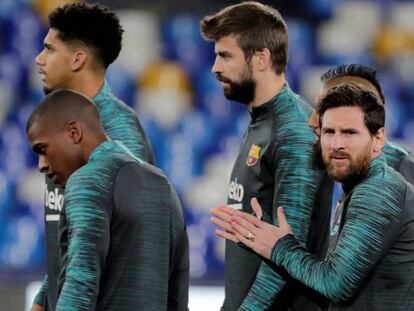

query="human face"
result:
[320,106,376,183]
[27,120,84,188]
[35,28,74,94]
[212,35,256,105]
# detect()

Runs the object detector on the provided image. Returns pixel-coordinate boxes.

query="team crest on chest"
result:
[246,144,261,167]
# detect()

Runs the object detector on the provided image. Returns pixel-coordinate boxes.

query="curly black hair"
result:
[320,64,385,104]
[49,2,123,69]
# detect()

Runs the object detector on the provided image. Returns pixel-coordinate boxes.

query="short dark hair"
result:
[27,89,101,133]
[49,2,123,69]
[320,64,385,104]
[200,1,288,75]
[319,82,385,136]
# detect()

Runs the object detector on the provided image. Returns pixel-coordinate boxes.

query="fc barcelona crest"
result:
[246,144,261,166]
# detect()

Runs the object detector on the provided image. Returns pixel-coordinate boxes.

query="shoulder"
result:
[383,140,408,167]
[114,161,173,198]
[272,87,312,121]
[113,162,178,211]
[352,165,407,215]
[115,161,168,185]
[65,151,138,196]
[358,162,406,192]
[398,153,414,185]
[271,88,314,141]
[97,94,137,116]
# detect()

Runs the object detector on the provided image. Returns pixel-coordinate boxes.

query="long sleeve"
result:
[272,177,406,303]
[33,275,48,307]
[93,81,155,165]
[240,119,319,310]
[55,175,111,311]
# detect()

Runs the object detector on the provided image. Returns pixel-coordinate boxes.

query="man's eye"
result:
[34,146,46,154]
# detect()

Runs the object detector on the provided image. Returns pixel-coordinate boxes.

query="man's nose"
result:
[211,56,222,74]
[35,49,45,66]
[330,133,345,150]
[38,155,48,173]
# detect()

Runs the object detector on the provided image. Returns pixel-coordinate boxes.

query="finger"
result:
[215,229,239,243]
[277,206,293,234]
[210,206,233,222]
[237,210,265,229]
[250,197,262,220]
[210,204,230,215]
[217,205,241,216]
[233,231,254,249]
[230,217,257,238]
[210,204,227,211]
[277,206,288,228]
[210,216,234,233]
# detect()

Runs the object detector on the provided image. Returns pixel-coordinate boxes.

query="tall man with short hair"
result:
[28,90,189,311]
[33,3,154,310]
[212,82,414,310]
[201,2,329,309]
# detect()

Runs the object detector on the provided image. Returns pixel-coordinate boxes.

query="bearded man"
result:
[200,2,332,310]
[211,82,414,311]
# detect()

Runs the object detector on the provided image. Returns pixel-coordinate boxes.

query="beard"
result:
[312,139,371,184]
[216,64,256,105]
[311,138,325,170]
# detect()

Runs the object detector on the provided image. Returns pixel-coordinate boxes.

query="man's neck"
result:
[70,72,105,99]
[342,179,360,195]
[84,136,108,163]
[248,72,285,109]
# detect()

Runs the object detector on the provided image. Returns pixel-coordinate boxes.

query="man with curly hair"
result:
[33,3,154,310]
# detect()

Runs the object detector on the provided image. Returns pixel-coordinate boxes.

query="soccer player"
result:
[304,66,414,300]
[212,82,414,311]
[27,90,189,311]
[33,3,154,311]
[298,65,414,311]
[200,2,330,310]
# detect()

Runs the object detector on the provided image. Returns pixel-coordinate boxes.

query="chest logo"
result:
[246,144,261,167]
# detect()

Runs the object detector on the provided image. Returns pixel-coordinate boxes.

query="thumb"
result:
[250,197,263,219]
[277,206,288,228]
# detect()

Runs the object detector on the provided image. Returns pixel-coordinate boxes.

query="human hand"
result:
[209,197,266,242]
[229,198,293,259]
[210,204,241,243]
[31,304,44,311]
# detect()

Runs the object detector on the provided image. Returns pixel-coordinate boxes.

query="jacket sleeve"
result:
[272,182,406,303]
[33,275,48,307]
[55,178,111,311]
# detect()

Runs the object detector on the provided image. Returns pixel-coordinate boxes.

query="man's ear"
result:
[253,48,271,71]
[71,50,87,71]
[309,111,320,135]
[373,127,386,155]
[67,121,82,144]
